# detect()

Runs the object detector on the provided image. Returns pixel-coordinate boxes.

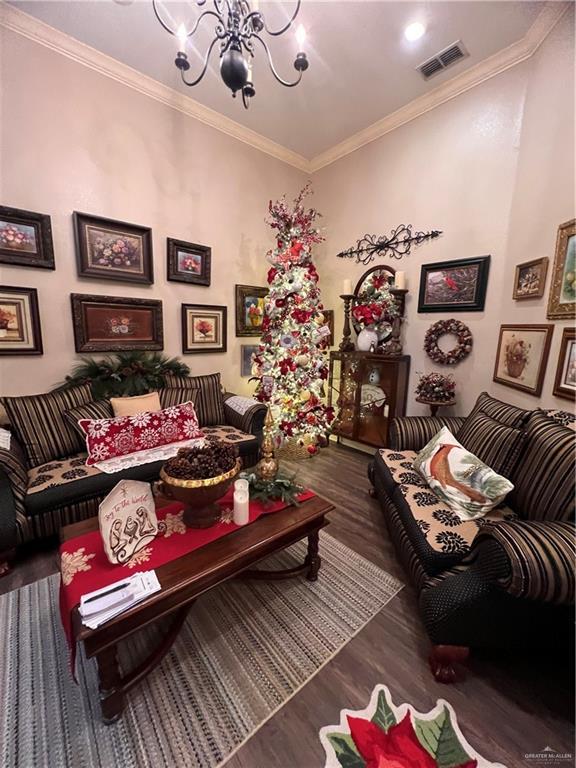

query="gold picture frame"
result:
[553,327,576,401]
[547,219,575,319]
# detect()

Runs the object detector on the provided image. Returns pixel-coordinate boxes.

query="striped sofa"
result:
[0,373,266,572]
[368,392,575,681]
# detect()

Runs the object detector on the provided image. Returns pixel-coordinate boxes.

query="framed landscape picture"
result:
[493,324,553,397]
[0,206,55,270]
[553,327,576,401]
[71,294,163,352]
[241,345,258,377]
[418,256,490,313]
[167,238,211,286]
[73,212,153,284]
[512,257,548,300]
[235,285,267,337]
[182,304,227,354]
[0,286,43,355]
[547,219,576,319]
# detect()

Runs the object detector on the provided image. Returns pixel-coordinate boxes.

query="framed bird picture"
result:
[418,256,491,313]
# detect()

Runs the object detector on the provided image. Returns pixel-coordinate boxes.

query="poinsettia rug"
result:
[0,532,402,768]
[320,684,506,768]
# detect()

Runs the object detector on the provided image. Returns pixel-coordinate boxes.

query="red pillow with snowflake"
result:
[78,401,204,466]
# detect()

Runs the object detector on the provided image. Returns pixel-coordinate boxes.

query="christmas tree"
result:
[253,185,335,455]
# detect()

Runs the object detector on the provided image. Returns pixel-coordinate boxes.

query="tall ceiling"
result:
[11,0,545,159]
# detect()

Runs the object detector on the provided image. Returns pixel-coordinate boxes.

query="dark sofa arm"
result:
[473,520,575,605]
[222,393,267,438]
[389,416,466,451]
[0,436,29,552]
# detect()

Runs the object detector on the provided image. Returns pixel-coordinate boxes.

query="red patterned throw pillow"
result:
[78,401,204,466]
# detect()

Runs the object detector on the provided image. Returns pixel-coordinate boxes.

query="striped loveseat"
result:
[368,392,575,681]
[0,373,266,572]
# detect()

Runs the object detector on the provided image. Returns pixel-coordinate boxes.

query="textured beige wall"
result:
[0,28,306,398]
[314,11,575,416]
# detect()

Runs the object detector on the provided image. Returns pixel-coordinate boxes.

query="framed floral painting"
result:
[167,238,211,286]
[241,344,258,377]
[0,286,43,355]
[73,212,153,284]
[553,327,576,401]
[0,206,55,269]
[493,324,553,396]
[182,304,227,354]
[235,284,267,337]
[512,257,548,300]
[71,294,163,352]
[547,219,576,319]
[418,256,490,313]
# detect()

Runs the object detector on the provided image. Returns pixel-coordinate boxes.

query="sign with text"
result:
[98,479,158,565]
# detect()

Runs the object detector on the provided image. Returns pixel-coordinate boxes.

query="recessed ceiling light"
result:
[405,22,426,42]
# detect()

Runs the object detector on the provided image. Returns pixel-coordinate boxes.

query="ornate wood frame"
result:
[235,284,268,337]
[547,219,576,319]
[0,206,55,270]
[167,238,211,286]
[71,293,163,353]
[492,323,553,397]
[512,257,548,300]
[553,327,576,401]
[0,285,43,356]
[417,256,490,313]
[181,303,227,354]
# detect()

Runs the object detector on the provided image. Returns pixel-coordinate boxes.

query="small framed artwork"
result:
[0,286,43,355]
[167,238,211,286]
[512,257,548,300]
[71,294,163,353]
[418,256,491,313]
[0,206,55,270]
[547,219,575,319]
[323,310,335,346]
[493,324,553,397]
[182,304,227,354]
[241,345,259,377]
[553,327,576,401]
[235,284,267,337]
[73,212,153,284]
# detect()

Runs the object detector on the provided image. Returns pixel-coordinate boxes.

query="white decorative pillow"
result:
[413,426,514,520]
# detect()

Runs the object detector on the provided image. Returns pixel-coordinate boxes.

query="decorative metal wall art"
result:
[336,225,442,265]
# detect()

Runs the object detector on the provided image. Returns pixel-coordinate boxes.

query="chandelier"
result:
[152,0,309,109]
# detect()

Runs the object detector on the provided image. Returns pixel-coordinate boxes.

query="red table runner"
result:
[59,488,315,677]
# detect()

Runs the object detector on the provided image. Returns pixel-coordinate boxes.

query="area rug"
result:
[319,684,506,768]
[0,532,402,768]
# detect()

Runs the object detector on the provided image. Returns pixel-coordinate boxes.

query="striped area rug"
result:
[1,532,402,768]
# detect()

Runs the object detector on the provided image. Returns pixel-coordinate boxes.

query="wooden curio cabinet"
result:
[328,352,410,448]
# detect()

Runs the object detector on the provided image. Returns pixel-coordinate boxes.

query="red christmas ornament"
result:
[307,444,318,455]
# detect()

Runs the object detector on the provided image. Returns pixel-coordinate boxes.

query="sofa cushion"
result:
[467,391,530,427]
[159,385,200,411]
[509,410,575,522]
[25,453,164,515]
[375,449,516,575]
[202,425,259,453]
[110,392,161,417]
[2,384,93,468]
[455,411,526,476]
[63,399,114,438]
[162,374,224,426]
[544,409,576,431]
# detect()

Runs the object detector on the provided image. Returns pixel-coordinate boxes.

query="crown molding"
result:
[309,1,570,172]
[0,1,570,176]
[0,2,311,173]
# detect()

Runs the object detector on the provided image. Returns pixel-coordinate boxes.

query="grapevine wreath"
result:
[424,319,473,365]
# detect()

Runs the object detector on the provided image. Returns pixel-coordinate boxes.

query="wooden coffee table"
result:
[60,494,334,722]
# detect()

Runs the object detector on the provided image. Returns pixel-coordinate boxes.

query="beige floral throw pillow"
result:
[413,426,514,520]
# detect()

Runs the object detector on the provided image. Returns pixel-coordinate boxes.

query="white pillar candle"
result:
[342,278,353,295]
[234,478,249,494]
[233,491,250,526]
[395,271,406,290]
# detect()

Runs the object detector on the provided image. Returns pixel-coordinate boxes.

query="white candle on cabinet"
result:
[233,491,250,526]
[342,279,353,295]
[395,271,406,290]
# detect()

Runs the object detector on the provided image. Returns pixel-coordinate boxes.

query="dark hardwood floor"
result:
[2,444,574,767]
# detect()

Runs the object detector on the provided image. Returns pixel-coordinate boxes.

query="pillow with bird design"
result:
[413,426,514,521]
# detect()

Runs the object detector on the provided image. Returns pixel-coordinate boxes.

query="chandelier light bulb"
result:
[404,22,426,42]
[177,23,188,50]
[296,24,306,50]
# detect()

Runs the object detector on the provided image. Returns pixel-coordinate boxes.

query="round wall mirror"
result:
[352,266,397,341]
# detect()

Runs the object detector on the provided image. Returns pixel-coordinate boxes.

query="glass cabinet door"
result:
[329,355,360,438]
[356,359,394,446]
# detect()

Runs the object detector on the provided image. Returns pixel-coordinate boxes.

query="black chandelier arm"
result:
[152,0,224,41]
[253,34,303,87]
[180,35,221,87]
[336,227,443,265]
[262,0,301,36]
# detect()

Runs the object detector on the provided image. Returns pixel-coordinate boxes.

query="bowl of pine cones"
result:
[159,441,241,528]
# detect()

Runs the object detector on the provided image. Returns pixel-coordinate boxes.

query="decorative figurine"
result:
[256,407,280,481]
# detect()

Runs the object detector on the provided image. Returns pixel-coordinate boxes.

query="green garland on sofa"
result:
[58,351,190,399]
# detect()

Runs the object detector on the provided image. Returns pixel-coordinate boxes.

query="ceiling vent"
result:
[417,41,468,80]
